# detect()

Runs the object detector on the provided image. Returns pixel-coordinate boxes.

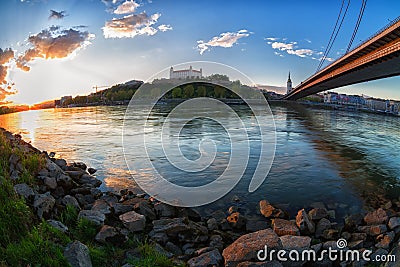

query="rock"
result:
[207,218,218,231]
[111,203,133,215]
[228,206,238,214]
[296,208,315,234]
[153,242,173,258]
[322,229,339,240]
[33,192,56,219]
[13,183,35,201]
[272,218,300,236]
[78,210,105,226]
[179,208,202,222]
[165,241,183,255]
[222,229,282,266]
[79,174,102,187]
[88,167,97,174]
[209,234,224,251]
[280,235,311,250]
[65,170,84,180]
[388,217,400,230]
[47,219,68,233]
[44,177,57,190]
[385,243,400,267]
[245,219,269,233]
[151,232,168,245]
[327,210,336,219]
[54,158,67,169]
[154,202,176,218]
[308,208,328,220]
[259,200,286,219]
[95,225,127,245]
[73,162,87,171]
[134,200,156,221]
[358,224,387,236]
[315,218,331,238]
[62,195,81,210]
[63,241,92,267]
[364,208,388,226]
[56,174,73,189]
[151,217,189,237]
[348,240,364,249]
[350,232,367,242]
[344,213,363,231]
[188,249,222,267]
[119,211,146,232]
[376,232,395,249]
[91,199,111,215]
[227,212,246,229]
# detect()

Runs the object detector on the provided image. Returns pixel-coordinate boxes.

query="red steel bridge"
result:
[283,16,400,100]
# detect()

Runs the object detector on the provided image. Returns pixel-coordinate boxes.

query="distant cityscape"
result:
[1,66,399,116]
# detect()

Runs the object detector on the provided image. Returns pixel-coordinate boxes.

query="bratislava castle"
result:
[169,66,202,79]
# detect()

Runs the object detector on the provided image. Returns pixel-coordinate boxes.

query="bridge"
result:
[283,16,400,100]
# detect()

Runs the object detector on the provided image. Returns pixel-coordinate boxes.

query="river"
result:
[1,102,399,220]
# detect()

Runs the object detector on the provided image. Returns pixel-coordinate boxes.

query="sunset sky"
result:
[0,0,399,105]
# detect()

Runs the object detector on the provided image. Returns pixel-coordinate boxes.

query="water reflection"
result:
[0,104,399,219]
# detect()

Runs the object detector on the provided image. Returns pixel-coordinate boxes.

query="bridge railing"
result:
[298,15,400,88]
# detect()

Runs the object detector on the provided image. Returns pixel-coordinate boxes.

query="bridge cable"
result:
[346,0,367,53]
[316,0,351,72]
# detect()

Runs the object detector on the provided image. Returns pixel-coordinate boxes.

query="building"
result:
[364,97,388,111]
[60,96,72,106]
[286,72,292,94]
[169,66,202,79]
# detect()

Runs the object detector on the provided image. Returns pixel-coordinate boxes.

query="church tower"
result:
[286,72,292,94]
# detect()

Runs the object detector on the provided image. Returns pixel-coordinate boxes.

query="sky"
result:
[0,0,399,105]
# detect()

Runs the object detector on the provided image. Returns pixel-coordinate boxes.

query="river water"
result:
[1,102,399,219]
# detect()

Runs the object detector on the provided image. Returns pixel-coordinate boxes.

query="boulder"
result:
[154,202,176,218]
[165,241,183,255]
[279,235,311,250]
[95,225,127,245]
[188,249,222,267]
[308,208,328,221]
[56,174,73,189]
[63,241,92,267]
[54,158,67,169]
[44,177,57,190]
[376,232,395,249]
[47,219,69,233]
[207,218,218,231]
[227,212,246,229]
[272,218,300,236]
[388,217,400,230]
[151,217,189,237]
[78,210,105,226]
[111,203,134,215]
[358,224,387,236]
[91,199,111,215]
[88,167,97,174]
[62,195,81,210]
[295,209,315,234]
[119,211,146,232]
[259,200,286,219]
[134,200,156,221]
[33,192,55,219]
[13,183,35,201]
[79,174,102,188]
[364,208,388,225]
[222,229,282,266]
[315,218,331,238]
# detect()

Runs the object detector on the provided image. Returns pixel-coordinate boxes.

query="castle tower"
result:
[169,67,174,79]
[286,72,292,94]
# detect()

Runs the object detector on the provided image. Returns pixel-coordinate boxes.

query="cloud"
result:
[103,12,162,38]
[49,10,67,20]
[16,26,94,71]
[197,30,250,55]
[265,37,279,41]
[268,38,331,61]
[114,0,140,14]
[0,48,16,102]
[271,41,296,51]
[158,24,172,32]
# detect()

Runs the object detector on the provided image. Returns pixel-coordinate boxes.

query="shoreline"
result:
[1,127,400,266]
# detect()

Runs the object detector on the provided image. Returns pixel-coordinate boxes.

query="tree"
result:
[214,85,226,98]
[183,85,195,98]
[208,74,230,81]
[197,86,206,97]
[171,87,182,98]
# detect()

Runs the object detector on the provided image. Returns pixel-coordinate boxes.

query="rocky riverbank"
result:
[2,127,400,266]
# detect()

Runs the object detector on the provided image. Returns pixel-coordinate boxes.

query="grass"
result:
[0,130,185,266]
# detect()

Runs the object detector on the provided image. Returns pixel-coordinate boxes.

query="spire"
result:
[287,72,292,83]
